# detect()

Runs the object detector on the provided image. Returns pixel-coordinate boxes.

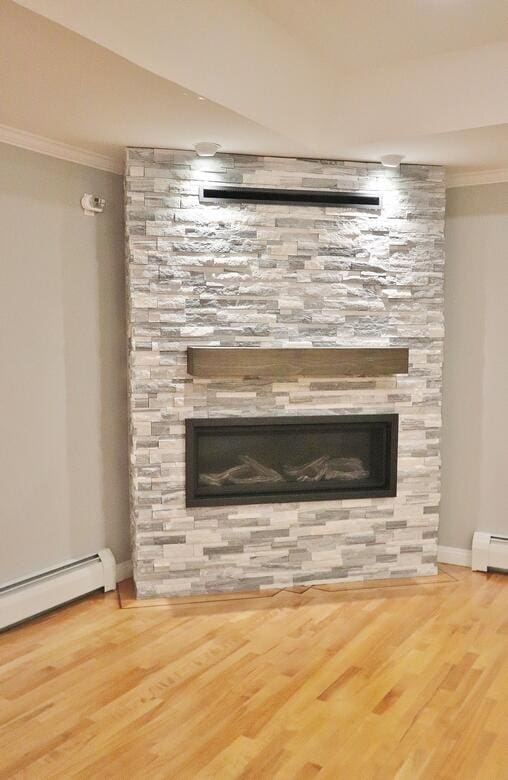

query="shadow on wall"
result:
[442,183,508,549]
[0,142,129,582]
[95,184,130,563]
[61,164,130,565]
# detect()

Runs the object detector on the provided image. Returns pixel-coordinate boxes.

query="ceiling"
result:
[2,0,508,173]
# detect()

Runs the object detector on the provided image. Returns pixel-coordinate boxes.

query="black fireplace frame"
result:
[185,414,398,508]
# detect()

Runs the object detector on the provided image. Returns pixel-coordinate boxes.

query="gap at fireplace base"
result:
[132,562,439,600]
[123,564,446,605]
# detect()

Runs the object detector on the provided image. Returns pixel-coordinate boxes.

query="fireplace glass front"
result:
[185,414,398,507]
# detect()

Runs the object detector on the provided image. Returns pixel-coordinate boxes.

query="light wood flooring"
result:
[0,564,507,779]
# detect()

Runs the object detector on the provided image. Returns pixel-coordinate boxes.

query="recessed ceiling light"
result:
[197,96,206,101]
[194,142,221,157]
[380,154,404,169]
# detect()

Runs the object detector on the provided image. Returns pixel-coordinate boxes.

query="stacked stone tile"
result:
[125,149,445,597]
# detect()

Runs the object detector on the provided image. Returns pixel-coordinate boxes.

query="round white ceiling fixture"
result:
[380,154,405,168]
[194,142,221,157]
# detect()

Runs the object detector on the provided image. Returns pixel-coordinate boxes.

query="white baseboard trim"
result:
[437,545,472,567]
[116,560,133,582]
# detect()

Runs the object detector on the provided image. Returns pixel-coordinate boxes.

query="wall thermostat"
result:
[81,193,106,216]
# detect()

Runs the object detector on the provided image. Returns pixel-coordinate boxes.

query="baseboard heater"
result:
[199,185,381,209]
[0,548,116,631]
[472,532,508,572]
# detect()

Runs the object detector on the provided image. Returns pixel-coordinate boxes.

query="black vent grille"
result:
[199,185,380,208]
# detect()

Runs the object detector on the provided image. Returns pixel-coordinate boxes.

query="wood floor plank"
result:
[0,566,506,779]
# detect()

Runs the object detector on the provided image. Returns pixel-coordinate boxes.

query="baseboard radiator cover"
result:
[472,532,508,572]
[0,548,116,630]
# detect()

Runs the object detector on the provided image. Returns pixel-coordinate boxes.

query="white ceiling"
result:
[3,0,508,173]
[253,0,508,71]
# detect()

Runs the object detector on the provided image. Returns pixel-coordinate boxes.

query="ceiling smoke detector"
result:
[194,142,221,157]
[380,154,404,169]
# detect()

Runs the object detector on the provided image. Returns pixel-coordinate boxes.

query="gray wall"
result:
[441,183,508,549]
[0,143,129,583]
[1,141,505,582]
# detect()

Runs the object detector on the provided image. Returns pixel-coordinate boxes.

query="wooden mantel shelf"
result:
[187,347,409,379]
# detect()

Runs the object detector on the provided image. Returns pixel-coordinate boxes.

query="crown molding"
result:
[446,167,508,189]
[1,124,506,188]
[0,123,123,175]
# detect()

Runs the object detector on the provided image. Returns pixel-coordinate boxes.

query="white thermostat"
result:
[81,193,106,216]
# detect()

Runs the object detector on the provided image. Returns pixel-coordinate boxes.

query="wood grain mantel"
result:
[187,347,409,379]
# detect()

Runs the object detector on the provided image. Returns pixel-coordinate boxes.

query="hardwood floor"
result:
[0,565,507,779]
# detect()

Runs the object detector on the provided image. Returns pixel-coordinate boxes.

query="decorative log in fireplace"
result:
[186,414,398,507]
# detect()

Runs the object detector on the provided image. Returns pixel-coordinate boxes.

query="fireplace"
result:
[186,414,398,507]
[127,150,444,595]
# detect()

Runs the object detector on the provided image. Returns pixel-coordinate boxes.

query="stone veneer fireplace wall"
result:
[125,149,445,597]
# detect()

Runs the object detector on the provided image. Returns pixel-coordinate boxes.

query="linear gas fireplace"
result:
[186,414,398,507]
